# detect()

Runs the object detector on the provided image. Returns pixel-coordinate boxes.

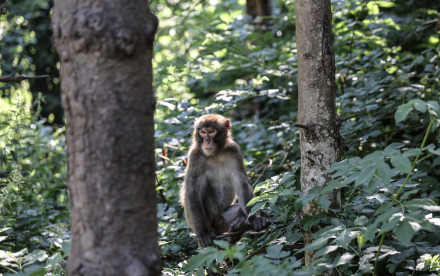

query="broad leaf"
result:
[395,103,412,124]
[376,160,391,185]
[314,245,339,258]
[404,198,440,212]
[335,252,355,267]
[185,253,209,271]
[390,152,412,174]
[355,167,376,187]
[335,229,358,249]
[410,99,427,113]
[248,201,267,217]
[395,219,415,246]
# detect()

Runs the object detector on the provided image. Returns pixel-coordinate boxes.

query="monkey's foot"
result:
[197,231,216,248]
[227,217,251,244]
[249,216,270,231]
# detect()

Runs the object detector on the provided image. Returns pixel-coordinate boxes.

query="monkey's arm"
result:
[235,164,269,232]
[184,174,216,247]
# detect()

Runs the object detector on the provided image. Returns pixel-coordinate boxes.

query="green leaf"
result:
[247,194,271,206]
[319,197,331,211]
[335,229,358,250]
[314,245,339,258]
[335,252,355,266]
[61,239,71,255]
[213,240,229,249]
[47,253,63,269]
[266,244,283,258]
[357,234,367,250]
[395,219,415,246]
[185,253,209,271]
[300,236,332,252]
[8,265,46,276]
[384,142,404,154]
[376,160,391,185]
[355,167,376,187]
[379,214,402,234]
[410,99,427,113]
[321,180,346,194]
[358,151,383,169]
[328,160,352,174]
[390,152,412,174]
[395,103,412,124]
[22,250,48,266]
[355,216,368,226]
[248,201,267,217]
[404,198,440,212]
[374,205,397,225]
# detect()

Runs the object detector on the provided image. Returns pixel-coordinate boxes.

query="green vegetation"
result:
[0,88,68,275]
[1,0,440,275]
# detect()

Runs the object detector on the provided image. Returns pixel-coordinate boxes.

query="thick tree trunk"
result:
[52,1,160,275]
[295,0,343,266]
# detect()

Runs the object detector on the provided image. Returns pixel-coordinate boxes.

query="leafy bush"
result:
[154,0,440,274]
[0,91,69,275]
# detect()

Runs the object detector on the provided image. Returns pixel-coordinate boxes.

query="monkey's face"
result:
[199,128,218,157]
[193,114,231,157]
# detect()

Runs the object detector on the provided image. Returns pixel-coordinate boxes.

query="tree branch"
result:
[294,123,310,130]
[0,74,49,82]
[340,113,358,122]
[0,0,8,14]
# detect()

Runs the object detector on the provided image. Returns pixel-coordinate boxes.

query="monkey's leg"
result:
[215,204,250,243]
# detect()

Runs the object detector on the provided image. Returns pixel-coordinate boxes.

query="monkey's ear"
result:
[225,120,231,130]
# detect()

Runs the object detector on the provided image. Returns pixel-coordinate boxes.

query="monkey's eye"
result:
[208,129,216,135]
[199,129,207,135]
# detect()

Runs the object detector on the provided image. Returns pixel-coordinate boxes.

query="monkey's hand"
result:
[249,215,269,232]
[197,231,216,248]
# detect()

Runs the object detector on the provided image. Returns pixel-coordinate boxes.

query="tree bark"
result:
[246,0,271,19]
[52,1,160,275]
[295,0,343,267]
[246,0,271,28]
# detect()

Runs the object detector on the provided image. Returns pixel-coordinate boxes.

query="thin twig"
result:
[294,123,309,130]
[340,113,358,122]
[0,74,49,82]
[422,19,438,26]
[0,0,8,12]
[252,159,272,186]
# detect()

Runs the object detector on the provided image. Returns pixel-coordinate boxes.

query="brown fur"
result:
[180,114,269,247]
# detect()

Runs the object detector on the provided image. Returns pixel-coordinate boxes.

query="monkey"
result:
[180,114,269,248]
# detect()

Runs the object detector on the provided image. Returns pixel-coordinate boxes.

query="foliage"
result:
[0,89,68,275]
[294,99,440,275]
[153,0,440,275]
[1,0,439,274]
[0,0,62,123]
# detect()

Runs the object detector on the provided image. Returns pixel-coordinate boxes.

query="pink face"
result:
[199,128,217,156]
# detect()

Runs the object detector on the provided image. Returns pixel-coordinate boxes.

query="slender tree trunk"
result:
[246,0,271,19]
[52,1,160,275]
[246,0,271,29]
[295,0,343,266]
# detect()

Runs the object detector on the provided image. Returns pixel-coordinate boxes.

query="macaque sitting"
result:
[180,114,269,247]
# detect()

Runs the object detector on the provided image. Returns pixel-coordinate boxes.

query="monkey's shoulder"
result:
[222,141,243,155]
